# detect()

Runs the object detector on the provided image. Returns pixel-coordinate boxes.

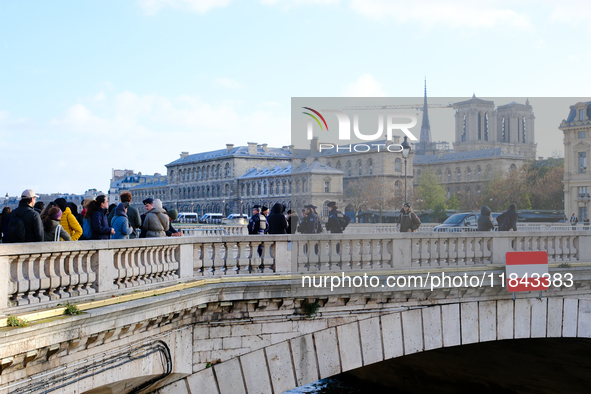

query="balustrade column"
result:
[93,249,117,292]
[0,255,9,310]
[178,244,194,278]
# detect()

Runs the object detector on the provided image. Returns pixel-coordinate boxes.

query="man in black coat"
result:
[325,201,349,234]
[248,205,267,235]
[4,189,43,243]
[286,209,299,235]
[267,203,288,234]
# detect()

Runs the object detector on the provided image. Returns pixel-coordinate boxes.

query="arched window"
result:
[522,117,526,143]
[394,158,401,172]
[477,166,482,180]
[484,113,489,141]
[276,181,280,195]
[336,161,341,170]
[216,164,221,178]
[437,170,442,182]
[447,170,451,182]
[323,201,330,217]
[170,170,175,183]
[462,114,466,142]
[357,160,362,176]
[225,184,230,196]
[241,184,245,196]
[368,159,373,175]
[395,181,401,189]
[247,184,250,196]
[283,181,286,194]
[269,181,274,195]
[478,112,482,140]
[225,163,230,178]
[509,164,517,172]
[456,168,461,181]
[417,170,422,178]
[466,167,471,181]
[263,182,268,195]
[347,161,352,176]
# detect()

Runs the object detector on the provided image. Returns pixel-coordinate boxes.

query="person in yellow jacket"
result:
[54,198,83,241]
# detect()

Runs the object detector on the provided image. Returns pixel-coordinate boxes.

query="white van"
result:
[176,212,198,223]
[199,213,224,224]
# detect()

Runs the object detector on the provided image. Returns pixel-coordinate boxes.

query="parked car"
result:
[433,213,478,232]
[176,212,198,223]
[226,214,249,220]
[199,213,224,224]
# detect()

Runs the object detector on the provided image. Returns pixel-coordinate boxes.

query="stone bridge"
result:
[0,230,590,393]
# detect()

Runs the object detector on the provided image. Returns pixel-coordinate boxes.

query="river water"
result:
[283,375,404,394]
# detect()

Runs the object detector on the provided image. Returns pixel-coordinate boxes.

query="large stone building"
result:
[410,89,537,207]
[561,101,591,219]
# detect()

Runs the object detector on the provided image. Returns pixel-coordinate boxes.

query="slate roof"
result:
[166,146,292,166]
[413,147,524,165]
[565,102,591,123]
[237,162,343,180]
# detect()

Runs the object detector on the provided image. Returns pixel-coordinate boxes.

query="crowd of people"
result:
[247,201,351,235]
[0,189,182,244]
[0,187,531,244]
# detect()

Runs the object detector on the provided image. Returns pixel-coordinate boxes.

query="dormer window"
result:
[580,109,585,122]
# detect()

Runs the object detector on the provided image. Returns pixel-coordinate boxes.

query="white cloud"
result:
[0,92,290,196]
[261,0,340,6]
[351,0,532,30]
[213,77,246,89]
[549,1,591,32]
[137,0,232,15]
[343,74,387,97]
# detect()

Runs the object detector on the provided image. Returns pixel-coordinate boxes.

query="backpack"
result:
[4,213,26,243]
[497,212,509,231]
[82,218,93,239]
[337,212,351,231]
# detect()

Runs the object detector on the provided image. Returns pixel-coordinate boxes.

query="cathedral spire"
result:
[419,78,431,145]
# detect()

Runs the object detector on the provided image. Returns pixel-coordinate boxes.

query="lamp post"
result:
[401,136,411,204]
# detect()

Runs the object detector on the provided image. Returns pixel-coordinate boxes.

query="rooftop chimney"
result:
[260,143,268,153]
[393,136,400,144]
[180,152,189,159]
[247,142,257,155]
[226,144,234,153]
[310,137,319,155]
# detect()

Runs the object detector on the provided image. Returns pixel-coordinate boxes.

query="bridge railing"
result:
[1,230,590,313]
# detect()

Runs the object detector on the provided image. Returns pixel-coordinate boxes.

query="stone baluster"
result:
[457,239,466,265]
[113,250,125,289]
[319,240,331,271]
[371,239,381,269]
[10,255,29,305]
[439,239,449,265]
[350,240,361,270]
[297,241,310,272]
[410,239,420,266]
[465,238,475,265]
[448,238,458,264]
[45,253,61,301]
[54,252,70,299]
[329,240,342,270]
[261,241,275,273]
[419,239,430,266]
[555,236,564,262]
[85,250,97,294]
[65,251,80,295]
[341,240,352,270]
[194,243,204,274]
[236,242,250,273]
[25,254,41,303]
[308,241,320,271]
[203,243,214,275]
[73,251,88,295]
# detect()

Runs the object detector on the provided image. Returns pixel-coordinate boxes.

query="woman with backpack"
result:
[41,207,71,242]
[54,198,83,241]
[111,203,134,240]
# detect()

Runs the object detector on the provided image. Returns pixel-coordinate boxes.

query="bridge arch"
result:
[160,298,591,394]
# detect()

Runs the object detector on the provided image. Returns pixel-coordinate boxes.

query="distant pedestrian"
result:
[111,203,134,240]
[54,198,83,241]
[42,207,71,242]
[267,203,288,234]
[33,201,45,215]
[164,208,183,237]
[298,205,322,234]
[142,199,169,238]
[86,195,115,240]
[399,203,421,233]
[571,213,579,230]
[3,189,44,243]
[79,198,92,226]
[477,205,494,231]
[286,209,299,235]
[325,201,350,234]
[585,217,590,230]
[1,207,12,242]
[248,205,267,235]
[497,203,518,232]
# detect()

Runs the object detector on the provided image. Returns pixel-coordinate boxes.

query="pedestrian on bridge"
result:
[571,213,579,230]
[42,207,71,242]
[87,195,115,240]
[142,199,169,238]
[477,205,494,231]
[399,203,421,233]
[3,189,44,243]
[54,198,83,241]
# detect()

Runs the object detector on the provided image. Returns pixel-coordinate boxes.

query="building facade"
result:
[561,101,591,220]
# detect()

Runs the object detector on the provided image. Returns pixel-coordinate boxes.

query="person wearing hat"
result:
[325,201,350,234]
[54,197,83,241]
[3,189,44,243]
[248,205,267,235]
[111,203,134,240]
[399,203,421,233]
[286,209,299,235]
[139,198,154,238]
[267,203,288,234]
[164,208,183,237]
[142,199,169,238]
[41,206,71,242]
[298,204,322,234]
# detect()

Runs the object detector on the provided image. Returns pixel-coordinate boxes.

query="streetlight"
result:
[401,136,411,205]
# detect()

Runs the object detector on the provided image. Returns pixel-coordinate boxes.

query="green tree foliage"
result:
[447,194,460,210]
[416,168,446,210]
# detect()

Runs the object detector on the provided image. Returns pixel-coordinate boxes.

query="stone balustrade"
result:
[1,230,590,313]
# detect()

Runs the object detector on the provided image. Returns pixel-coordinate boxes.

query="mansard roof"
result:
[413,147,524,165]
[237,162,342,180]
[128,180,168,190]
[166,145,292,166]
[565,102,591,123]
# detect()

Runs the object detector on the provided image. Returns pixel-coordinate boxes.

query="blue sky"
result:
[0,0,590,195]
